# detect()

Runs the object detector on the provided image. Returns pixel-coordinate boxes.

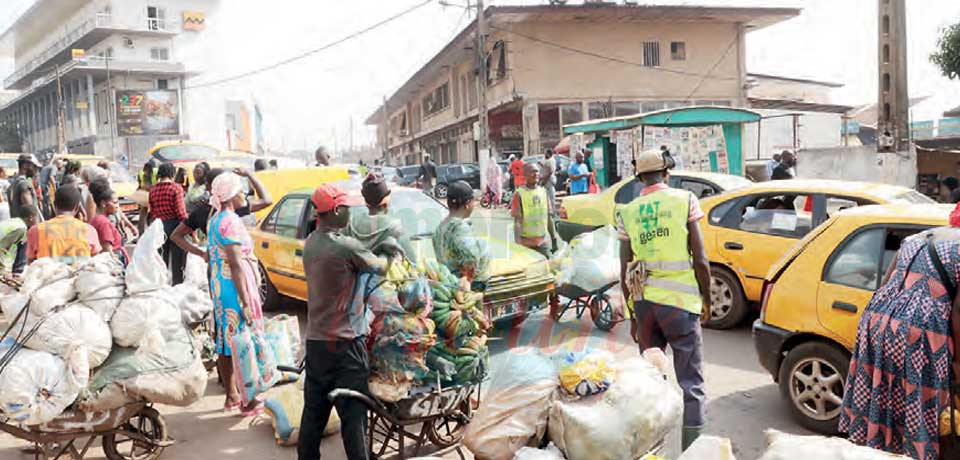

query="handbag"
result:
[924,240,960,458]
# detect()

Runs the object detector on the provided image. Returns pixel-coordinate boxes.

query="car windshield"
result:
[350,189,445,238]
[890,190,935,204]
[154,144,218,161]
[109,163,136,182]
[0,158,17,172]
[710,174,752,191]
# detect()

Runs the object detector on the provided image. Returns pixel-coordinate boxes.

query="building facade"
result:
[0,0,221,164]
[367,4,799,166]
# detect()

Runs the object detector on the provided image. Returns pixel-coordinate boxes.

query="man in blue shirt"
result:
[567,151,591,195]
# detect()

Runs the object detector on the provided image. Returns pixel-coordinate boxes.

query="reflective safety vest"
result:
[617,187,702,314]
[35,216,93,265]
[516,186,549,238]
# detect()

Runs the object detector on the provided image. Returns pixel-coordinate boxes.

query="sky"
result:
[1,0,959,151]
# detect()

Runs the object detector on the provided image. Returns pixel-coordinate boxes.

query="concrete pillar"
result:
[521,100,540,158]
[736,23,747,108]
[86,75,97,137]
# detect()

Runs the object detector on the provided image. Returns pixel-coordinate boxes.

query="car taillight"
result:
[559,205,568,219]
[759,281,775,322]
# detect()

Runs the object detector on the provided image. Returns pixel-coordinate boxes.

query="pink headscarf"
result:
[209,172,245,211]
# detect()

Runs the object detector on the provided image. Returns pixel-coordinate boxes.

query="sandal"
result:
[240,402,263,418]
[223,400,242,413]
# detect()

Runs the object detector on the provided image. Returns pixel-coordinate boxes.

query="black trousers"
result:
[160,219,186,285]
[298,338,370,460]
[12,241,26,274]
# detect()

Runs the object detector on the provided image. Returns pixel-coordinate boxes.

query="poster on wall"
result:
[116,90,180,136]
[642,124,728,174]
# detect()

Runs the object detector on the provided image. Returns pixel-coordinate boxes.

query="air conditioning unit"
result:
[122,37,135,48]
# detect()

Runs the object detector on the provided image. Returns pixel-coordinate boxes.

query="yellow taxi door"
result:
[256,195,310,301]
[711,194,821,301]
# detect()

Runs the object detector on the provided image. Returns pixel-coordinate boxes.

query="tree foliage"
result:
[0,120,22,153]
[931,22,960,80]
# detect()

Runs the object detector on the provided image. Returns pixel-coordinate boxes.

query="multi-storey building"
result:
[0,0,220,163]
[367,4,799,166]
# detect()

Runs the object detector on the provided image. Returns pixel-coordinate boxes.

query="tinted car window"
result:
[271,197,307,239]
[679,180,717,199]
[709,199,738,225]
[734,194,814,238]
[614,178,643,205]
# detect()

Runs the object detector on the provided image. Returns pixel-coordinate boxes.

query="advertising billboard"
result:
[116,90,180,136]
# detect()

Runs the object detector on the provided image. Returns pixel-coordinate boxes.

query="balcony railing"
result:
[5,13,180,89]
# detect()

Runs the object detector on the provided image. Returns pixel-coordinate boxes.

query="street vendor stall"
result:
[562,106,762,187]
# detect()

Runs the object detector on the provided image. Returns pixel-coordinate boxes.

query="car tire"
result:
[706,267,748,330]
[259,263,282,310]
[778,341,850,434]
[435,182,449,199]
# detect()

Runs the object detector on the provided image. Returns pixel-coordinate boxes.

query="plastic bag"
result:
[177,285,214,325]
[19,258,71,297]
[125,220,169,293]
[0,347,87,425]
[758,430,912,459]
[557,350,615,397]
[464,351,559,460]
[17,304,113,370]
[262,375,339,446]
[75,254,125,321]
[265,314,301,383]
[557,226,620,292]
[111,289,182,355]
[677,436,736,460]
[183,254,209,290]
[514,443,566,460]
[230,327,280,406]
[548,358,683,460]
[28,277,77,317]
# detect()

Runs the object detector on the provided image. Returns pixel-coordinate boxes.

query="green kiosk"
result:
[562,106,762,188]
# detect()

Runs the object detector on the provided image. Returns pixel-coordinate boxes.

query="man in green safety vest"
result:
[616,148,712,452]
[511,161,560,315]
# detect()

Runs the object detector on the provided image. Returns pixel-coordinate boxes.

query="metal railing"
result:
[5,12,180,88]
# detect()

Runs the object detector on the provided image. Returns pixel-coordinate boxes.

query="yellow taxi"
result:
[52,154,138,196]
[251,186,555,323]
[556,170,751,242]
[698,179,934,329]
[0,153,20,173]
[251,167,351,220]
[146,141,248,184]
[752,204,950,433]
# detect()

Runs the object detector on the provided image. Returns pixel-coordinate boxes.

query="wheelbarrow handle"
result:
[277,365,302,374]
[327,389,387,412]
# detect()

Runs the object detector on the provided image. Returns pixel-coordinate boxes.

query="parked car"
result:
[395,165,421,187]
[251,186,555,323]
[557,170,752,242]
[147,140,248,187]
[699,179,934,329]
[435,163,481,198]
[753,204,950,433]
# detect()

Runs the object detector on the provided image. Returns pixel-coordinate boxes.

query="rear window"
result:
[890,190,935,204]
[153,144,218,162]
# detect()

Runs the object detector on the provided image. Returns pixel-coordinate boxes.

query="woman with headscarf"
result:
[184,162,211,215]
[839,219,960,460]
[485,157,503,206]
[207,172,264,416]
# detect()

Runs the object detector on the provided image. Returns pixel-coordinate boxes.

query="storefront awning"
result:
[563,106,763,134]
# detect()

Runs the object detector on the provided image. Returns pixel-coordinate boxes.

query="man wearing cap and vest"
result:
[511,162,561,315]
[27,185,101,265]
[616,148,712,452]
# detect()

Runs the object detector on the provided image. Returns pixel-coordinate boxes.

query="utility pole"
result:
[475,0,491,190]
[877,0,908,153]
[54,64,67,155]
[381,96,389,164]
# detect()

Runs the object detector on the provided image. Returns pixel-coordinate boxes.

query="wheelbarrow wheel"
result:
[103,406,168,460]
[590,294,615,332]
[426,399,472,448]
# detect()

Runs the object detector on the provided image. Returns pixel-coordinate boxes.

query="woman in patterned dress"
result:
[207,172,264,416]
[840,226,960,460]
[432,180,490,287]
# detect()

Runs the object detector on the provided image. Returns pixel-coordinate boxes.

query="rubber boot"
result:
[681,426,704,451]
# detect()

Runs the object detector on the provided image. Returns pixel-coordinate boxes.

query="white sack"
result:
[548,357,683,460]
[19,258,70,296]
[28,277,76,317]
[76,254,125,321]
[557,226,620,292]
[464,379,558,460]
[125,220,169,293]
[183,254,209,291]
[514,443,566,460]
[21,304,112,369]
[0,294,28,322]
[122,353,208,407]
[178,285,213,325]
[758,430,912,460]
[111,290,182,355]
[0,347,86,425]
[75,383,140,413]
[677,436,736,460]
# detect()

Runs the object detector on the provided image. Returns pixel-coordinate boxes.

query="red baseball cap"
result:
[312,183,362,214]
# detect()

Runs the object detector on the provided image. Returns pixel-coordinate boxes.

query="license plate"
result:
[490,299,524,319]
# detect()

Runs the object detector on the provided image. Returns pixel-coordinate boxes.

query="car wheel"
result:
[435,182,449,199]
[706,267,748,330]
[259,263,281,310]
[778,341,849,434]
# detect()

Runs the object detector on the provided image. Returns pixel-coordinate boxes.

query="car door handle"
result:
[832,301,858,313]
[295,249,303,257]
[724,242,744,250]
[261,241,269,249]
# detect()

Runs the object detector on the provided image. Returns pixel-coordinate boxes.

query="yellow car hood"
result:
[408,236,547,277]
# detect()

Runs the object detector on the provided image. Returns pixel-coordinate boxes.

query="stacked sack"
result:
[0,221,211,426]
[367,259,437,402]
[421,258,490,386]
[555,226,620,293]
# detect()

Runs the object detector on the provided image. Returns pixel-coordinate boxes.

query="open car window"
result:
[734,194,815,238]
[261,196,307,239]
